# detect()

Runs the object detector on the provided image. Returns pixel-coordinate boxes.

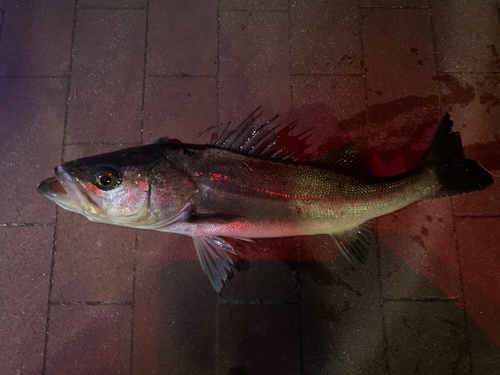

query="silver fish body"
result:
[37,111,493,291]
[161,144,437,238]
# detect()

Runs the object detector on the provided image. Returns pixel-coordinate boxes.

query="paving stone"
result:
[147,0,217,76]
[132,232,217,375]
[466,316,500,375]
[456,218,500,351]
[361,0,429,6]
[66,9,145,144]
[432,0,500,72]
[384,301,469,374]
[367,141,427,177]
[362,8,440,142]
[218,304,301,375]
[300,252,386,374]
[80,0,146,8]
[291,75,367,157]
[45,304,132,375]
[0,77,66,223]
[143,77,217,144]
[0,227,53,375]
[452,170,500,217]
[52,209,136,302]
[291,0,363,75]
[50,144,136,302]
[378,199,463,299]
[0,0,74,75]
[219,237,300,302]
[220,0,288,10]
[438,72,500,216]
[219,11,291,126]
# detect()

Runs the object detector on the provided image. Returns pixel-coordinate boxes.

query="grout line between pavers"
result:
[51,300,133,306]
[375,221,390,375]
[42,1,79,373]
[130,2,150,373]
[359,3,389,370]
[222,8,288,13]
[129,230,138,375]
[437,70,500,74]
[215,4,221,373]
[215,293,220,375]
[0,74,70,78]
[1,222,55,227]
[79,6,145,11]
[219,298,299,305]
[147,73,217,79]
[358,3,370,137]
[454,214,500,219]
[41,209,59,375]
[383,297,461,302]
[291,73,364,77]
[287,2,303,373]
[428,1,443,112]
[216,0,221,136]
[360,6,429,9]
[450,197,474,375]
[0,0,7,47]
[139,0,150,146]
[288,0,293,117]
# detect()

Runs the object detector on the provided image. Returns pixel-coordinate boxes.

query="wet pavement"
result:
[1,0,499,374]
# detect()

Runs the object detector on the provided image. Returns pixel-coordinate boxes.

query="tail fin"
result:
[420,114,493,198]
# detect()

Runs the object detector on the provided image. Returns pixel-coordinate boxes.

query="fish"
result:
[37,109,494,291]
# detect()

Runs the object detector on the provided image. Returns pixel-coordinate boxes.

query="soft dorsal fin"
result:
[210,107,304,162]
[309,144,376,180]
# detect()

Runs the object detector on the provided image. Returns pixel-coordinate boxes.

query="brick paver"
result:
[378,199,462,299]
[0,227,53,375]
[219,10,291,126]
[45,305,132,375]
[143,77,217,144]
[363,8,440,143]
[432,0,500,72]
[66,9,145,144]
[300,254,386,374]
[1,1,499,374]
[384,300,469,374]
[218,305,301,375]
[147,0,217,76]
[0,78,66,223]
[0,0,74,75]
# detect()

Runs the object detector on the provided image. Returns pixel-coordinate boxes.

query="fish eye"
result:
[94,167,121,190]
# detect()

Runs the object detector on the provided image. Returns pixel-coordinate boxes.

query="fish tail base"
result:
[421,114,493,198]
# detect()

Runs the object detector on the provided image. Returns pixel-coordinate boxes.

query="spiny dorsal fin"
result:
[210,108,304,162]
[309,144,376,180]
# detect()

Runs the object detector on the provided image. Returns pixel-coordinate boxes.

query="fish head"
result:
[37,149,153,225]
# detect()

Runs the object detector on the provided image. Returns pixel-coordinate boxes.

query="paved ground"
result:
[1,0,499,374]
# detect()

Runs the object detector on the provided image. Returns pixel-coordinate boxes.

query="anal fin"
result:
[329,220,377,266]
[193,236,236,292]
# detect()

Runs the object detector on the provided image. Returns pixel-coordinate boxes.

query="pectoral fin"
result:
[193,235,236,292]
[329,220,377,266]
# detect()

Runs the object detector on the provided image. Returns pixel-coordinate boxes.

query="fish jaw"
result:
[37,166,104,216]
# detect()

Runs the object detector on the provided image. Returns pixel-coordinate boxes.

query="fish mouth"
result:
[37,166,103,215]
